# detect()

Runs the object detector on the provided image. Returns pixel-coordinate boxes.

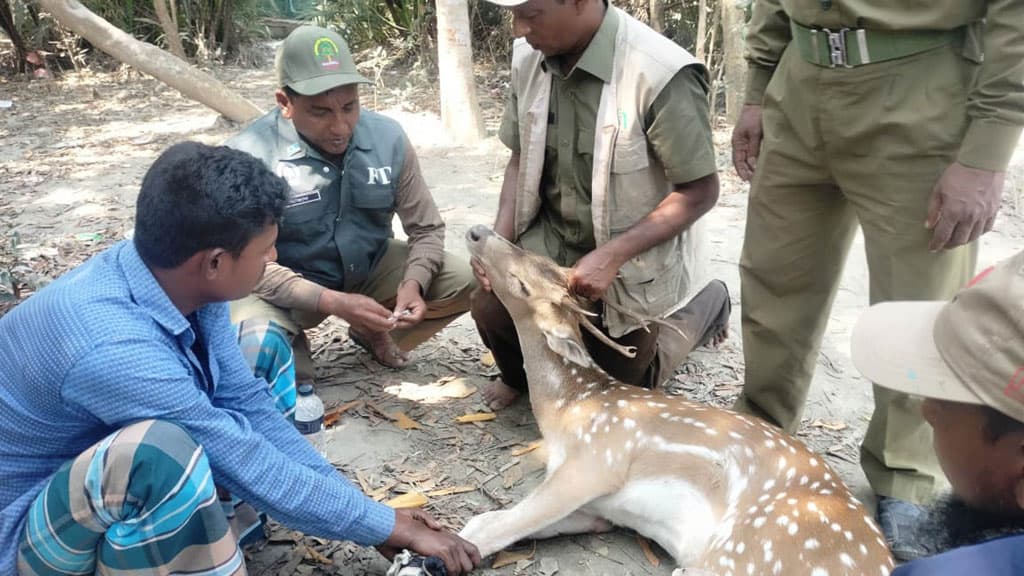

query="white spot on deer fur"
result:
[787,498,797,505]
[554,399,565,409]
[809,458,819,467]
[736,542,745,554]
[753,517,767,528]
[810,569,829,576]
[777,456,787,469]
[576,376,582,384]
[859,543,868,556]
[747,564,755,576]
[571,368,577,376]
[811,482,821,490]
[762,480,776,491]
[804,539,820,550]
[773,560,782,574]
[824,472,832,481]
[880,565,890,576]
[844,530,853,541]
[758,494,770,503]
[612,416,619,423]
[744,447,754,458]
[705,428,718,436]
[660,412,671,418]
[747,505,759,514]
[787,522,799,536]
[603,425,610,433]
[800,475,809,486]
[583,433,591,444]
[786,467,797,481]
[762,541,773,563]
[841,553,854,567]
[864,515,882,534]
[831,523,842,532]
[729,431,743,440]
[807,502,818,512]
[623,418,636,429]
[724,541,734,552]
[776,515,790,526]
[571,406,581,415]
[617,400,628,408]
[764,439,776,448]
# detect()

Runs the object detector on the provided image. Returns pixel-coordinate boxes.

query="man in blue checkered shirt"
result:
[0,142,479,575]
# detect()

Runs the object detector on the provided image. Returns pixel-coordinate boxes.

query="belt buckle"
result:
[821,27,852,68]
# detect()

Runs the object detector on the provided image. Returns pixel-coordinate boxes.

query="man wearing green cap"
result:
[730,0,1023,560]
[228,26,476,404]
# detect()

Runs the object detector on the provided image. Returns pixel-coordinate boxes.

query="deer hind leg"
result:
[459,461,610,558]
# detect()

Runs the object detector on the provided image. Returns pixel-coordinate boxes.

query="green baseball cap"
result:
[276,26,370,96]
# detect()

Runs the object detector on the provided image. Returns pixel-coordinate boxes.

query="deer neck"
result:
[513,320,611,428]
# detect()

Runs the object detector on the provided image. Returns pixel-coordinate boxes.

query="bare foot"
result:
[481,378,520,410]
[349,329,411,368]
[710,326,729,348]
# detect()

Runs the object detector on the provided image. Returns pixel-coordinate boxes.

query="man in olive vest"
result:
[473,0,732,410]
[732,0,1023,560]
[228,26,476,406]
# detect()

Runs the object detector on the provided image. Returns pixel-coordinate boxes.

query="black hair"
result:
[982,406,1024,444]
[134,141,289,269]
[282,85,299,99]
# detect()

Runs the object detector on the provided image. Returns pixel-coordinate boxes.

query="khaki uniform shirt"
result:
[744,0,1024,171]
[499,8,716,267]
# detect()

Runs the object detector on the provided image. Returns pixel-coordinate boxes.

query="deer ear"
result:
[543,330,593,368]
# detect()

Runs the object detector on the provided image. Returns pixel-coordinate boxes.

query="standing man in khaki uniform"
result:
[732,0,1024,559]
[228,27,475,412]
[473,0,732,410]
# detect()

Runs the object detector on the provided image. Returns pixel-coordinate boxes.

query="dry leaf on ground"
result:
[390,411,422,430]
[385,492,428,509]
[511,440,543,457]
[324,400,361,428]
[384,377,477,404]
[455,413,497,424]
[636,535,661,567]
[492,543,536,569]
[810,418,848,432]
[425,486,477,497]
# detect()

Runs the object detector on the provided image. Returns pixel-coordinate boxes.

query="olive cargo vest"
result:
[511,7,706,337]
[228,109,406,292]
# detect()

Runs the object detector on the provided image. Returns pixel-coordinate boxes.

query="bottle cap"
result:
[297,383,315,396]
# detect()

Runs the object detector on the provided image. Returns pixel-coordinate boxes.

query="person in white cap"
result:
[852,251,1024,573]
[471,0,730,410]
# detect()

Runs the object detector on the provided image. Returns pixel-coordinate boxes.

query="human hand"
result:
[731,104,763,182]
[381,508,481,576]
[470,257,492,293]
[392,280,426,329]
[568,248,622,301]
[925,162,1005,251]
[323,291,396,333]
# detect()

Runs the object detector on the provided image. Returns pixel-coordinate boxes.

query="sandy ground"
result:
[1,55,1023,575]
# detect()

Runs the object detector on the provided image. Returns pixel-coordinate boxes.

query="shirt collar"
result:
[119,240,191,338]
[541,7,618,83]
[272,107,373,163]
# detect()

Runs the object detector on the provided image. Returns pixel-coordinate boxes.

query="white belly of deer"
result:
[585,476,716,566]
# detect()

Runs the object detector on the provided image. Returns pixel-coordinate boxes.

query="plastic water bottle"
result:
[294,383,326,457]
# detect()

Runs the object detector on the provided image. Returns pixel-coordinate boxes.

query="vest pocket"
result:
[611,136,650,174]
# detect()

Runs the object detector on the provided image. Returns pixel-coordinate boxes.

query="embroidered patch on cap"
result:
[314,37,340,69]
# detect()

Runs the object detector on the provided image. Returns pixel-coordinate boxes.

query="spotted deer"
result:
[460,225,895,576]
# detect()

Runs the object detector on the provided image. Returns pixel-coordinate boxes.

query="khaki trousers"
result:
[231,239,476,381]
[735,42,978,503]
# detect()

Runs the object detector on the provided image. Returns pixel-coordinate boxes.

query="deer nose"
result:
[467,225,492,243]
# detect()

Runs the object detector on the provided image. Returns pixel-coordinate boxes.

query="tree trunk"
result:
[649,0,664,34]
[0,0,27,72]
[695,0,707,60]
[720,0,746,124]
[153,0,186,61]
[435,0,484,145]
[37,0,262,124]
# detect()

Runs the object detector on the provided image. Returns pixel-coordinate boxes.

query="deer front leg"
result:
[459,461,610,558]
